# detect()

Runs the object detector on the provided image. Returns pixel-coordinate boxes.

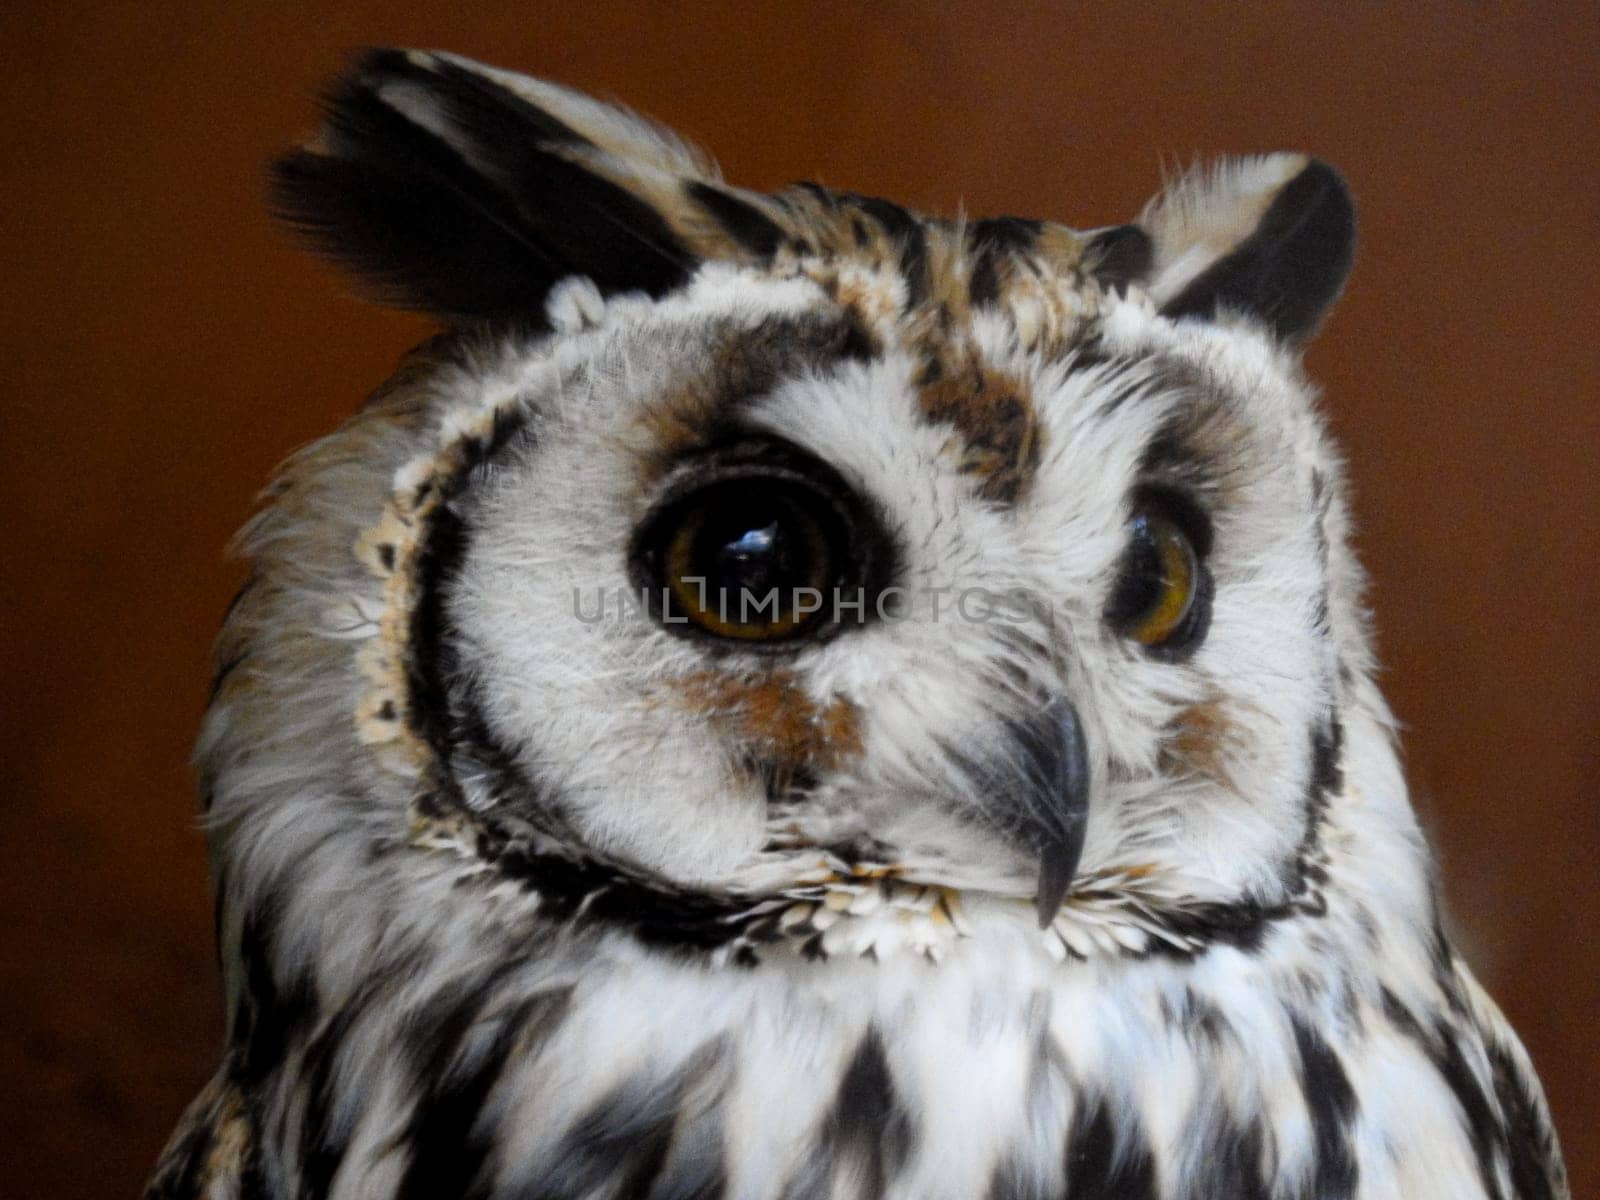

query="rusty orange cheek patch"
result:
[918,362,1041,504]
[672,669,863,774]
[1162,699,1249,792]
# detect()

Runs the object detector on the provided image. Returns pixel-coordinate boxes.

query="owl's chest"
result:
[288,922,1502,1200]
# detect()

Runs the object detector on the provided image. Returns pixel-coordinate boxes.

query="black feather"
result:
[270,49,697,320]
[1162,159,1354,342]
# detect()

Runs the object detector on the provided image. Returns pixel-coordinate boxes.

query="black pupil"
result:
[1109,513,1166,623]
[694,489,820,620]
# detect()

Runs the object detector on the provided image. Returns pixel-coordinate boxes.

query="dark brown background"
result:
[3,4,1595,1196]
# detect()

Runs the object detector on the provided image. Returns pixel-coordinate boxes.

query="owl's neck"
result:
[211,709,1479,1200]
[404,729,1346,970]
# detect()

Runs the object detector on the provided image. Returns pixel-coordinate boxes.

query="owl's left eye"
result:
[1106,491,1213,658]
[633,443,870,644]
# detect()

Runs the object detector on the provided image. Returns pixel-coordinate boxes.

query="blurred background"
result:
[2,4,1595,1195]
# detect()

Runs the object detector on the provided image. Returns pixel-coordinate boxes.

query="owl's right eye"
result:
[632,442,873,644]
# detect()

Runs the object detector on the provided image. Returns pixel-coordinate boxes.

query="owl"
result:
[148,48,1567,1200]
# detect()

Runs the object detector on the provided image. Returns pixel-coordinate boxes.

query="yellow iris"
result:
[660,490,833,641]
[1123,512,1199,647]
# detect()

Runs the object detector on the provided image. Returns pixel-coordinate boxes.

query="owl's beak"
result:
[999,695,1090,929]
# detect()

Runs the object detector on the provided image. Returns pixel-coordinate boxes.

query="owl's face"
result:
[251,50,1362,942]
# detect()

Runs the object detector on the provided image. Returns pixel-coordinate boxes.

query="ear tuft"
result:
[269,49,712,321]
[1084,224,1155,292]
[1137,154,1355,342]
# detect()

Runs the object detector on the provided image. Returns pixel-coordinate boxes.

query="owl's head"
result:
[212,49,1375,966]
